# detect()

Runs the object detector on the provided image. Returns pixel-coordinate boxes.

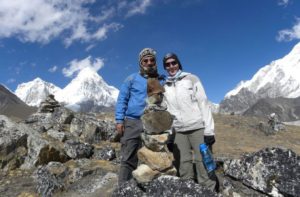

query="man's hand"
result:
[116,123,124,136]
[111,123,124,142]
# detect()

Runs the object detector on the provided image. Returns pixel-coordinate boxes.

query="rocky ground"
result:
[0,104,299,197]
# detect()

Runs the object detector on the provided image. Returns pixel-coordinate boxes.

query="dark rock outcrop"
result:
[243,96,300,122]
[224,147,300,197]
[113,175,218,197]
[64,140,94,159]
[93,145,116,161]
[219,88,259,114]
[33,159,118,197]
[0,115,28,170]
[34,162,67,197]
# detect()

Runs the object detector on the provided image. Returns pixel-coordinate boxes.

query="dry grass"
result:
[213,114,300,158]
[96,112,300,158]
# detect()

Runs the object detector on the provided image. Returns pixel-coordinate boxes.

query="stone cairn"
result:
[132,78,177,183]
[39,94,61,113]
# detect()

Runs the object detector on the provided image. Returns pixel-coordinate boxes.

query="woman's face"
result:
[165,58,179,77]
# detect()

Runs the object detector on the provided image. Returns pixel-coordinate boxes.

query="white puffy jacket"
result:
[163,72,215,136]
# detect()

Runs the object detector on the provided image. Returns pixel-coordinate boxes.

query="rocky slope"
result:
[243,96,300,121]
[0,84,36,120]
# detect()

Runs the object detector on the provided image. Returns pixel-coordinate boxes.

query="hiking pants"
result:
[173,128,216,191]
[118,119,143,185]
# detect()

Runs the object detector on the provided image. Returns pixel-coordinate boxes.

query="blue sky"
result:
[0,0,300,103]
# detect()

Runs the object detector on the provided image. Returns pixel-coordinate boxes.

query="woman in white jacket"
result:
[163,53,216,191]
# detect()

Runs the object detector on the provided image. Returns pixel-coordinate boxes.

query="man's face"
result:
[141,56,156,68]
[141,56,157,75]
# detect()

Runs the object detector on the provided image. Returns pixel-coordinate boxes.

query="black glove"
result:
[204,135,215,153]
[204,135,215,146]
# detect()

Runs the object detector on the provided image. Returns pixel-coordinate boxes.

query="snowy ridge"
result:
[15,78,62,106]
[225,42,300,99]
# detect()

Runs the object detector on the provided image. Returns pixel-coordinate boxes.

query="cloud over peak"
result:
[62,56,104,78]
[277,18,300,41]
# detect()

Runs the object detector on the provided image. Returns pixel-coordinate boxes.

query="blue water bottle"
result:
[199,143,216,173]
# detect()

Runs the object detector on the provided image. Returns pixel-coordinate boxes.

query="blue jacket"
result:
[115,73,165,123]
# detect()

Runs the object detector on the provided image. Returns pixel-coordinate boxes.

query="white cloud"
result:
[6,78,16,84]
[126,0,152,17]
[277,18,300,41]
[49,65,58,73]
[62,56,104,77]
[85,44,96,52]
[0,0,154,46]
[64,22,123,47]
[278,0,289,6]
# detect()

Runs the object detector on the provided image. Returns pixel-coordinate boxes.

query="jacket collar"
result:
[166,71,190,83]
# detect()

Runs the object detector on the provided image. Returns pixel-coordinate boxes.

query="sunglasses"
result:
[164,61,177,67]
[143,58,156,64]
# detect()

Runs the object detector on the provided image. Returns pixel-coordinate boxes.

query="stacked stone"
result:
[39,94,61,113]
[132,78,177,183]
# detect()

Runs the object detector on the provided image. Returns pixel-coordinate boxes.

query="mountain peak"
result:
[225,42,300,99]
[77,67,101,78]
[55,68,119,112]
[291,42,300,52]
[221,42,300,114]
[33,77,43,82]
[15,78,62,106]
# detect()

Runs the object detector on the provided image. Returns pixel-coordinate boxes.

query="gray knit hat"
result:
[139,48,156,66]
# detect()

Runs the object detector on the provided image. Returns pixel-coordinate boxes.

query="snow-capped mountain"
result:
[220,42,300,114]
[15,68,119,112]
[56,67,119,112]
[15,78,62,106]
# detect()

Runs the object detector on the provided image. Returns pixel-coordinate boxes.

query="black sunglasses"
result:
[164,61,177,67]
[143,58,156,63]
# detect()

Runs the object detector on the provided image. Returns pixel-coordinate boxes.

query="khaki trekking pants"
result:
[173,128,216,191]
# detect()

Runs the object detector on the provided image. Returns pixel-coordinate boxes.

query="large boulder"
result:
[33,159,119,197]
[33,162,67,197]
[132,164,177,184]
[64,140,94,159]
[93,145,116,161]
[137,147,173,171]
[141,111,173,134]
[0,115,28,170]
[70,113,117,143]
[224,147,300,197]
[141,133,169,152]
[21,132,69,169]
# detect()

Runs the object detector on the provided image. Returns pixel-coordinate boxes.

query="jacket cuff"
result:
[204,129,215,136]
[116,119,124,124]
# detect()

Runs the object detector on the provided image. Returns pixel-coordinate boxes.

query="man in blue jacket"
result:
[115,48,164,184]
